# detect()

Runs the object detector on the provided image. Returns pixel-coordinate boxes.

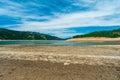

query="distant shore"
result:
[67,37,120,42]
[0,39,62,41]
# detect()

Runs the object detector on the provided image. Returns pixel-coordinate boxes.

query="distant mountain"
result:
[0,28,62,40]
[73,28,120,38]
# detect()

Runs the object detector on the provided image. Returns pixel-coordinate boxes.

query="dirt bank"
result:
[67,37,120,42]
[0,45,120,80]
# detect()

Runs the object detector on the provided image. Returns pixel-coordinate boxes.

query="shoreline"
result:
[0,40,63,41]
[67,37,120,42]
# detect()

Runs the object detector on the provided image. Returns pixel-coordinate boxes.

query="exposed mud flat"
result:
[0,45,120,80]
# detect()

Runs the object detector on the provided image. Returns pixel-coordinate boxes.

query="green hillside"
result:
[0,28,62,40]
[73,29,120,38]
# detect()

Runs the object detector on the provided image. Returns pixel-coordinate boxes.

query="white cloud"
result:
[37,29,83,38]
[52,32,83,38]
[16,9,119,31]
[13,0,119,31]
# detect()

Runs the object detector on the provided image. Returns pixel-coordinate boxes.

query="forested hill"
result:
[0,28,62,40]
[73,29,120,38]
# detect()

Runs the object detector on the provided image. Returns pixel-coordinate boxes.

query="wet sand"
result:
[0,45,120,80]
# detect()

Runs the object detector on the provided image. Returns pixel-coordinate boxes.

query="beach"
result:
[0,45,120,80]
[67,37,120,42]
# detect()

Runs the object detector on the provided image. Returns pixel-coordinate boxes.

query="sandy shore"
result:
[0,45,120,80]
[67,37,120,42]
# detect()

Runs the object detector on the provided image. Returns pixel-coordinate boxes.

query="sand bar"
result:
[67,37,120,42]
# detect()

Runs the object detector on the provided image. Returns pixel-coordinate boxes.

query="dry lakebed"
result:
[0,45,120,80]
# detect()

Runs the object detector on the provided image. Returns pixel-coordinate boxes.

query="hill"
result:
[0,28,62,40]
[73,28,120,38]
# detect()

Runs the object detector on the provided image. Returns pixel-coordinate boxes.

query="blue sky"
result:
[0,0,120,38]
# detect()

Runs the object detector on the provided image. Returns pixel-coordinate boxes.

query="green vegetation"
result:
[73,29,120,38]
[0,28,62,40]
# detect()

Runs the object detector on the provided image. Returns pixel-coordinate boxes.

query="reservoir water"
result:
[0,40,120,46]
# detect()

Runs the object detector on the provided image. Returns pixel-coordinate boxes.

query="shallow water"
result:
[0,40,120,46]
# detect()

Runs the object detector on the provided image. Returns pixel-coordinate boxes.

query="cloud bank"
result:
[0,0,120,38]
